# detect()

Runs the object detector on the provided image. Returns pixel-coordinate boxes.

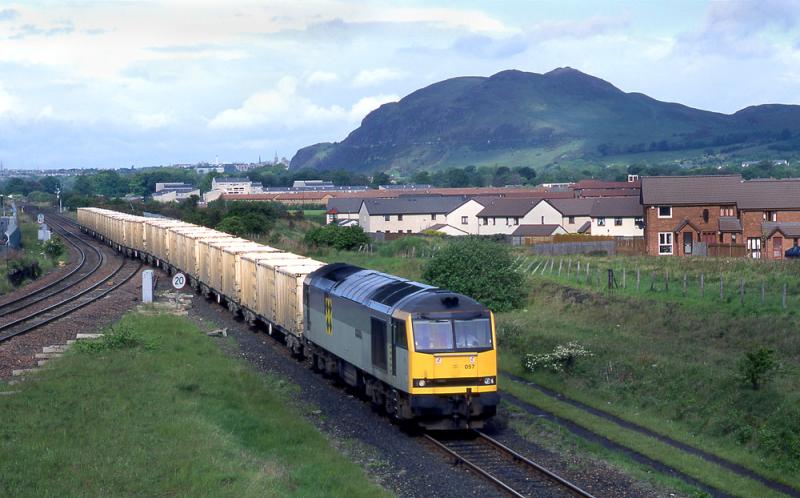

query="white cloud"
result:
[307,70,339,85]
[134,112,175,129]
[0,84,16,114]
[353,67,405,87]
[208,77,346,129]
[349,94,398,121]
[209,77,397,129]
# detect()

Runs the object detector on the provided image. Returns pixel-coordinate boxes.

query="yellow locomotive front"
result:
[304,263,499,431]
[401,305,498,430]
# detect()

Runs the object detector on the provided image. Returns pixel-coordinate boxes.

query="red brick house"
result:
[641,175,800,259]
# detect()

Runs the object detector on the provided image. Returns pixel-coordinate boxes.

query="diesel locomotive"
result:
[77,207,499,430]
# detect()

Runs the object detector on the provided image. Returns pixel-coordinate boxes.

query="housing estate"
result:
[358,196,487,235]
[641,175,800,259]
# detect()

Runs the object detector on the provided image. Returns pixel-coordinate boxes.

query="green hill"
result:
[290,68,800,173]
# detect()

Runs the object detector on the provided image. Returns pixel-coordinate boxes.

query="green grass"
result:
[0,214,69,295]
[502,382,785,498]
[514,253,800,315]
[504,403,707,497]
[0,312,388,498]
[497,278,800,490]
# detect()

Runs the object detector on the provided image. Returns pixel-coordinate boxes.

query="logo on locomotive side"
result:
[324,294,333,335]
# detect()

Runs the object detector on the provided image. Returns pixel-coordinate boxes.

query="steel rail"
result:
[0,218,103,316]
[0,248,138,343]
[424,431,596,498]
[477,431,596,498]
[0,258,142,343]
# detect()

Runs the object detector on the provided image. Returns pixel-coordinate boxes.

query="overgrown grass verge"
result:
[497,279,800,493]
[0,312,388,497]
[504,403,702,497]
[502,381,786,498]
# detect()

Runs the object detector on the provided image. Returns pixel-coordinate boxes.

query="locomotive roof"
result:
[307,263,486,315]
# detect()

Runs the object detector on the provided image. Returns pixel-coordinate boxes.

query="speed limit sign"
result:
[172,273,186,290]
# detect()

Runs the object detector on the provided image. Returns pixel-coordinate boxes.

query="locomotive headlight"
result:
[483,376,495,385]
[414,379,426,387]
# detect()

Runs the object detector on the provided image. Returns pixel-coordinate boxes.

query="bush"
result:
[42,236,65,259]
[524,342,593,373]
[421,237,524,312]
[738,347,778,390]
[76,323,153,352]
[304,224,370,250]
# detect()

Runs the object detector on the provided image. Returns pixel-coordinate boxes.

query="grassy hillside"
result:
[0,312,387,497]
[291,68,800,174]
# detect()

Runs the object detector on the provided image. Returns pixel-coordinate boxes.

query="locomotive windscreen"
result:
[413,318,492,352]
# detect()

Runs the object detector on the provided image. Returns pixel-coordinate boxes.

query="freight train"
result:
[77,208,498,429]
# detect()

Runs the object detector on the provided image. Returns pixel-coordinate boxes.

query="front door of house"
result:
[774,237,783,259]
[683,232,693,255]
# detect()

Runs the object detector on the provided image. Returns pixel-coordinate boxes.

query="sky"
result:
[1,0,800,169]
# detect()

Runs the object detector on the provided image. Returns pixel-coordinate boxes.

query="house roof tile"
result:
[641,175,743,205]
[511,224,562,236]
[762,222,800,238]
[361,196,469,215]
[718,216,743,232]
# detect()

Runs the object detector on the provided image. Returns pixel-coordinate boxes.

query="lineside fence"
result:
[514,255,800,311]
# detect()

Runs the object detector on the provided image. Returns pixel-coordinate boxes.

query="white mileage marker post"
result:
[142,270,154,303]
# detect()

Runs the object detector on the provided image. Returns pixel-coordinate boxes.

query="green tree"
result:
[422,237,524,312]
[305,224,370,250]
[738,347,778,390]
[215,216,248,237]
[371,171,391,187]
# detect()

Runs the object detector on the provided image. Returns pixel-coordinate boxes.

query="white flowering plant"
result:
[524,342,593,373]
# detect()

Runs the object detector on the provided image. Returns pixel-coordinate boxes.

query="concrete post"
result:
[142,270,154,303]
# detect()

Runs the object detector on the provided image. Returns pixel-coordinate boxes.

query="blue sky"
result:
[0,0,799,169]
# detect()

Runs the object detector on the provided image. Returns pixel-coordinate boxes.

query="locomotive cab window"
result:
[413,317,493,352]
[392,319,407,349]
[454,318,492,349]
[413,320,453,351]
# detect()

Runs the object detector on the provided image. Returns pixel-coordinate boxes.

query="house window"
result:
[747,237,761,259]
[614,217,623,226]
[568,216,575,224]
[492,218,496,225]
[658,206,672,218]
[702,209,709,223]
[597,217,606,226]
[720,207,735,217]
[658,232,673,255]
[541,216,545,224]
[431,213,437,220]
[406,230,412,233]
[481,217,487,225]
[514,217,520,225]
[634,217,644,227]
[763,211,777,222]
[397,214,403,221]
[732,233,738,243]
[384,215,390,221]
[461,216,468,225]
[506,217,511,226]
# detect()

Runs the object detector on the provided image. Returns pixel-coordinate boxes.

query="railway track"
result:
[0,213,143,344]
[0,217,104,317]
[425,431,596,498]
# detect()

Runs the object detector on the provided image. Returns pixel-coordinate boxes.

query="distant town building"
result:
[293,180,334,189]
[741,159,789,168]
[152,185,200,203]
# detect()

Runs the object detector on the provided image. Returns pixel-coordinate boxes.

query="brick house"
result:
[641,175,800,258]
